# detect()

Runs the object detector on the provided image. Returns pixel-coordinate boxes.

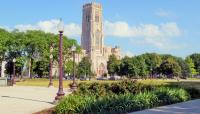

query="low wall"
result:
[0,77,7,86]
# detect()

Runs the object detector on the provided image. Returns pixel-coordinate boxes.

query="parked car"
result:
[96,77,107,80]
[80,77,90,81]
[109,76,121,80]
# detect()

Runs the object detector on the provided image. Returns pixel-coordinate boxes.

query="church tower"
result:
[81,3,104,74]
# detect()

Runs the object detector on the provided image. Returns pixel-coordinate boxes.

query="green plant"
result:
[154,87,191,105]
[56,87,191,114]
[55,95,96,114]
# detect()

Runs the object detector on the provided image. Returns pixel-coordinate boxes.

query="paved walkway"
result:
[131,99,200,114]
[0,86,71,114]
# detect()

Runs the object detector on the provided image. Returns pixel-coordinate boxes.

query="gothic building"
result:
[81,3,121,76]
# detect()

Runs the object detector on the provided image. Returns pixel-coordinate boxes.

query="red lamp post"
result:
[70,44,77,91]
[48,44,53,87]
[54,19,65,102]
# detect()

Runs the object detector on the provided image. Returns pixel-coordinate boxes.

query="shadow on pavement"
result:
[1,95,54,104]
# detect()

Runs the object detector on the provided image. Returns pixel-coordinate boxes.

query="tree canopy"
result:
[0,28,80,78]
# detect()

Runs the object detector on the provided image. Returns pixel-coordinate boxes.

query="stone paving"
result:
[130,99,200,114]
[0,81,200,114]
[0,86,70,114]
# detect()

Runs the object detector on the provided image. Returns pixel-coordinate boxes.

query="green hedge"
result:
[74,80,155,97]
[56,87,191,114]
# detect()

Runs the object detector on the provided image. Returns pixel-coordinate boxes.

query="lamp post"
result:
[150,67,153,79]
[55,19,65,102]
[12,58,16,86]
[70,44,77,91]
[48,44,53,87]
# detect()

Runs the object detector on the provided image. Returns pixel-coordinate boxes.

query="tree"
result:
[189,53,200,74]
[64,60,73,76]
[141,53,161,77]
[185,57,197,77]
[0,29,12,77]
[119,56,132,77]
[159,58,181,78]
[77,57,92,78]
[135,56,147,78]
[33,60,49,78]
[24,30,49,78]
[119,56,142,78]
[107,54,120,76]
[176,57,190,78]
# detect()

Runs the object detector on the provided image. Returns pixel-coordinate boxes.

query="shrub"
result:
[154,87,191,105]
[132,92,159,110]
[56,87,190,114]
[55,95,96,114]
[75,80,155,97]
[56,80,193,114]
[74,82,111,97]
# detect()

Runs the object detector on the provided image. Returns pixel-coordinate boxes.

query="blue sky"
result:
[0,0,200,58]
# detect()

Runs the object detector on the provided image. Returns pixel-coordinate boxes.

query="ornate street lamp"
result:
[70,44,77,91]
[48,44,53,87]
[12,58,16,86]
[54,19,65,102]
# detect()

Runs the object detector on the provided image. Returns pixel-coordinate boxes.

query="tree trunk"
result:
[28,58,33,79]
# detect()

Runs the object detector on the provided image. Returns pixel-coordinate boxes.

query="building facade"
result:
[81,3,121,76]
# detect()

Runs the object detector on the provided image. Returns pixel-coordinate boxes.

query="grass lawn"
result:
[16,78,116,88]
[16,78,200,90]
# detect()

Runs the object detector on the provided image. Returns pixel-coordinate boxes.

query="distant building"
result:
[81,3,121,76]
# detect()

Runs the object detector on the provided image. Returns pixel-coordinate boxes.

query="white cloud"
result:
[155,9,176,18]
[104,21,182,49]
[0,19,182,50]
[14,19,81,37]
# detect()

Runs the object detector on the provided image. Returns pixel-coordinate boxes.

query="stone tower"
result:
[81,2,121,76]
[81,3,104,75]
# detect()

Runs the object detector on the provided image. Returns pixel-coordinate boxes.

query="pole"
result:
[55,31,65,101]
[48,44,53,87]
[73,51,75,84]
[70,49,77,91]
[12,61,16,85]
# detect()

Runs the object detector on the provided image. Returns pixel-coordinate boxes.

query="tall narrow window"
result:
[95,30,101,50]
[86,15,90,22]
[95,15,99,22]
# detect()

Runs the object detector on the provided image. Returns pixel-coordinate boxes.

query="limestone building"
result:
[81,3,121,76]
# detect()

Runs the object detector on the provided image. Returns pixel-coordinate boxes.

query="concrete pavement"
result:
[130,99,200,114]
[0,86,70,114]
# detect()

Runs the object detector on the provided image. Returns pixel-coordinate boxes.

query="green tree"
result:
[64,60,73,76]
[135,56,148,78]
[189,53,200,74]
[185,57,197,77]
[119,56,141,78]
[159,58,181,78]
[107,54,120,76]
[141,53,161,77]
[176,57,190,78]
[0,29,12,62]
[119,56,132,77]
[77,57,92,78]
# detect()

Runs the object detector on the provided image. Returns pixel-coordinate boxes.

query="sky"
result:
[0,0,200,58]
